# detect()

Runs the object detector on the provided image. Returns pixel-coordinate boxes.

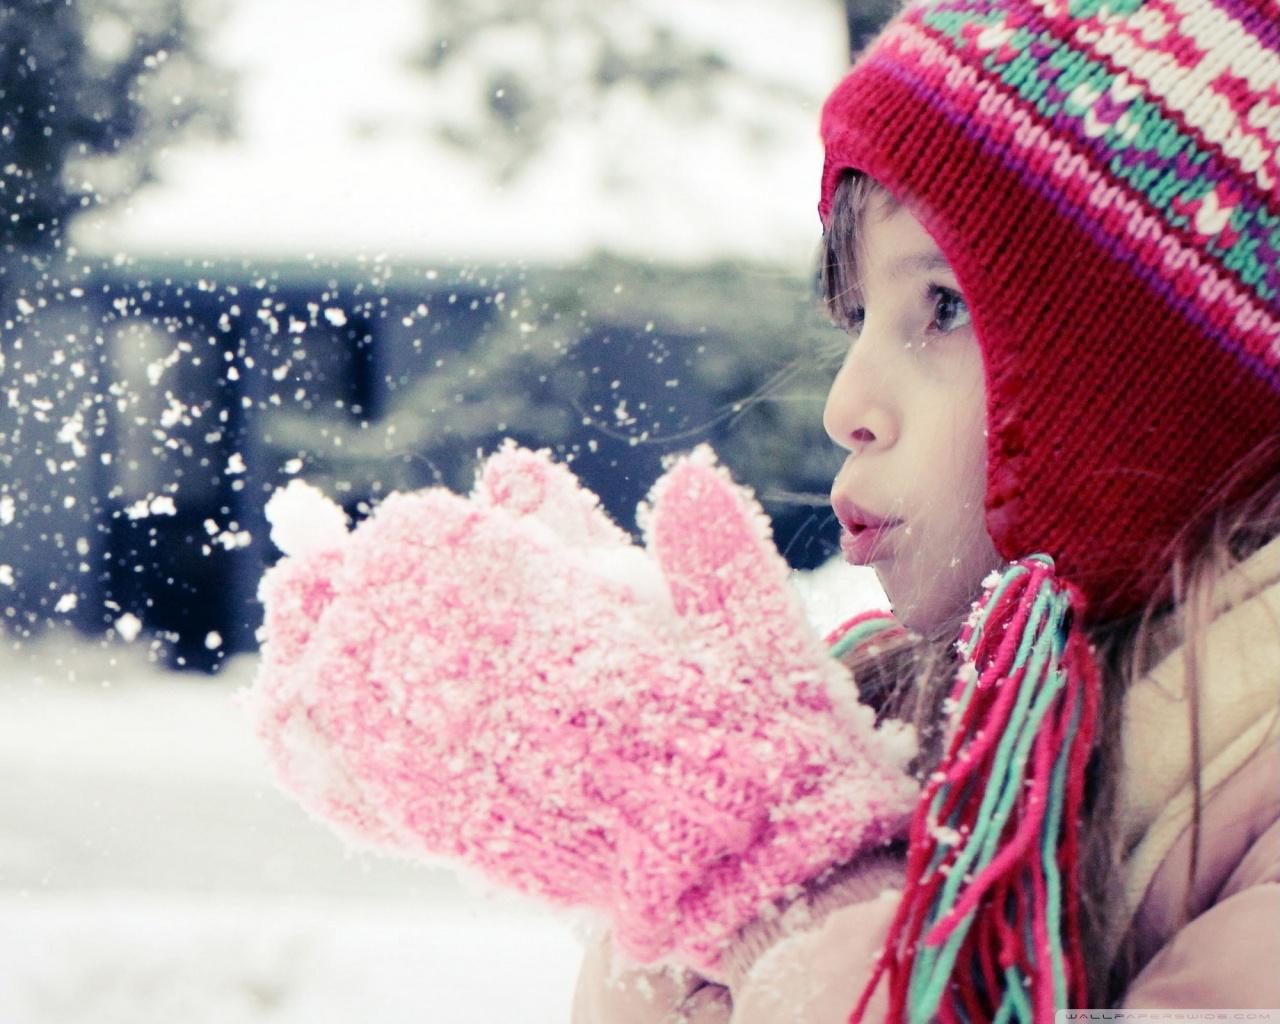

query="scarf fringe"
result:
[846,556,1100,1024]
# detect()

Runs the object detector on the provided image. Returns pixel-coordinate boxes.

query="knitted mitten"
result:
[247,443,919,971]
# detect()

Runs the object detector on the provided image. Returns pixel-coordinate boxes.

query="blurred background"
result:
[0,0,894,1020]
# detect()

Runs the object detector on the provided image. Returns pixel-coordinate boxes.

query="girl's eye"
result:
[927,285,971,334]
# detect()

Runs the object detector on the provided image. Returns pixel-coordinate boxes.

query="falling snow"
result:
[125,495,179,520]
[114,613,143,642]
[0,2,860,1020]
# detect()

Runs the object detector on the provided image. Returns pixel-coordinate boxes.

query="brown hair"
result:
[820,169,1280,1005]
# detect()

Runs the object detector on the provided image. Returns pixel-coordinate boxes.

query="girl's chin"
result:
[879,571,975,637]
[874,532,1003,635]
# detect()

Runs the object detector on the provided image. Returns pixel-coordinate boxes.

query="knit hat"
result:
[820,0,1280,624]
[819,0,1280,1019]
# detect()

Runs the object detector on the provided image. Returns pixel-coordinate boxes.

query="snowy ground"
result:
[0,561,882,1024]
[0,637,585,1024]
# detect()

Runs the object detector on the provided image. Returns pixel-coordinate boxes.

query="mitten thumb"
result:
[641,447,810,646]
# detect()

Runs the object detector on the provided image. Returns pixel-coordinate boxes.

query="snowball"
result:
[0,565,13,586]
[265,479,348,556]
[0,495,13,525]
[54,593,79,614]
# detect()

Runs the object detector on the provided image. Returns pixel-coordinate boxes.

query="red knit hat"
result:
[820,0,1280,624]
[819,0,1280,1020]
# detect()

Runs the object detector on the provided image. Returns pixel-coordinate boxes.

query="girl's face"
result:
[823,189,1001,635]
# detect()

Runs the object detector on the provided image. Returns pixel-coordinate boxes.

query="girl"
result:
[575,0,1280,1018]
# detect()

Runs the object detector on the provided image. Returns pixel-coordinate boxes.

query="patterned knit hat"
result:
[820,0,1280,624]
[819,0,1280,1020]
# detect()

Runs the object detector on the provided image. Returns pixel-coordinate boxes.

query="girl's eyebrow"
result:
[886,251,954,277]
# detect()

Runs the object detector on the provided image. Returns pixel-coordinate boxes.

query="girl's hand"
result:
[249,443,919,974]
[572,931,732,1024]
[571,850,904,1023]
[729,889,899,1024]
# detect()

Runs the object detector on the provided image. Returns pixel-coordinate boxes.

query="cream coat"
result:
[1112,534,1280,1008]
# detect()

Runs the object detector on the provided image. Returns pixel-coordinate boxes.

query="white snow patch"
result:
[0,634,583,1024]
[265,480,349,556]
[0,894,581,1024]
[789,556,889,640]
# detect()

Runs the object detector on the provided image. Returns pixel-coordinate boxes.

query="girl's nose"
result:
[822,346,898,455]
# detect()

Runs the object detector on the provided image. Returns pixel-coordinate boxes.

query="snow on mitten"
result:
[251,480,407,846]
[246,443,919,972]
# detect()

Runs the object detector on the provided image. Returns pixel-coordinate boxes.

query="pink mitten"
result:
[247,442,919,971]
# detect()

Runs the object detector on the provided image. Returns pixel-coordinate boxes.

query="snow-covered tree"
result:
[0,0,229,256]
[0,0,227,645]
[410,0,854,182]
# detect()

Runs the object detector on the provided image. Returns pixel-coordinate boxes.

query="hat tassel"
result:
[849,556,1099,1024]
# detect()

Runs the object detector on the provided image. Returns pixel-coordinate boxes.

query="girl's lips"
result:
[833,497,903,564]
[840,520,902,564]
